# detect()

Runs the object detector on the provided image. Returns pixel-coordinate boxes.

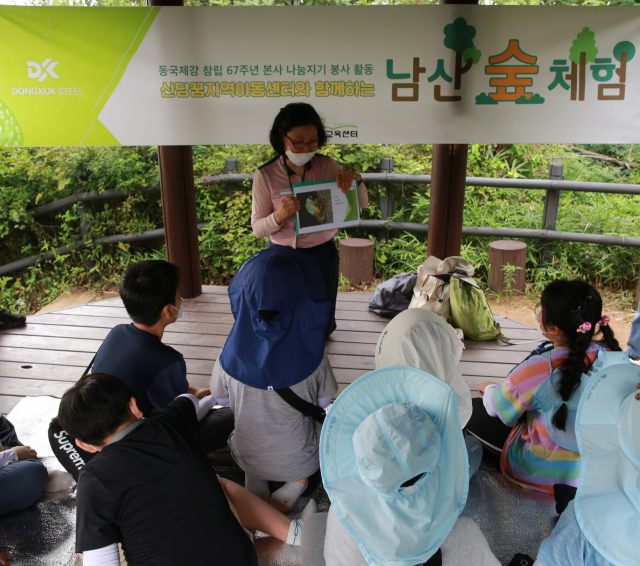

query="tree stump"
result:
[339,238,375,285]
[489,240,527,293]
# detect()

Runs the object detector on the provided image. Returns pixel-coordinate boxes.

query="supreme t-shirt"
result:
[75,397,258,566]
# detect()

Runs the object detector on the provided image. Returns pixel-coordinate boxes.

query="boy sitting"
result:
[49,260,233,479]
[59,373,313,566]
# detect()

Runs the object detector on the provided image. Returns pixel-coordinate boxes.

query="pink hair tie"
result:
[599,315,611,326]
[577,322,592,334]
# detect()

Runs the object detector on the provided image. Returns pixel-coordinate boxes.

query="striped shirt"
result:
[251,154,368,249]
[489,343,604,494]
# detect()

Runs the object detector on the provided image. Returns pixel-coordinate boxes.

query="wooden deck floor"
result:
[0,286,544,413]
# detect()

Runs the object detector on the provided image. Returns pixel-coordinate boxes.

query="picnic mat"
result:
[1,397,558,566]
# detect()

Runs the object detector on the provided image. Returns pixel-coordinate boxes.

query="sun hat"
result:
[375,308,473,427]
[574,359,640,566]
[219,246,329,390]
[320,366,468,566]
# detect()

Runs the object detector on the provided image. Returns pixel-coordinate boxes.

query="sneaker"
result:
[0,308,26,329]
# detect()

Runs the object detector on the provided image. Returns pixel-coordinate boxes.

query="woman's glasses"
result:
[285,134,318,151]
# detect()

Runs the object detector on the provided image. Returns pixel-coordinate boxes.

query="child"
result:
[473,280,621,496]
[58,373,316,566]
[517,355,638,566]
[49,260,232,480]
[0,415,48,516]
[311,366,499,566]
[210,246,338,512]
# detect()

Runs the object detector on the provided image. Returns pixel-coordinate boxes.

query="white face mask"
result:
[131,402,141,420]
[169,297,184,320]
[285,149,316,167]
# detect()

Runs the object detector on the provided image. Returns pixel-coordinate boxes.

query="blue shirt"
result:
[537,502,612,566]
[92,324,188,415]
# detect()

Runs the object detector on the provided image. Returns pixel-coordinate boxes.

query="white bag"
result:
[409,256,477,340]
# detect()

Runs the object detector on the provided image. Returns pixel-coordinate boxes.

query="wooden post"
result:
[427,144,468,259]
[542,162,563,262]
[489,240,527,293]
[339,239,375,285]
[427,0,478,259]
[378,157,394,242]
[149,0,202,299]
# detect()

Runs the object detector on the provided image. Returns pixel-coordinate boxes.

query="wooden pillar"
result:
[427,144,468,259]
[149,0,202,299]
[427,0,478,260]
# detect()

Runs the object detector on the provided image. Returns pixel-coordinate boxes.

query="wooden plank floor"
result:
[0,286,543,413]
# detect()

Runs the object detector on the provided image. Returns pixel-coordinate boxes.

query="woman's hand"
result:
[274,196,300,225]
[336,170,362,194]
[478,381,499,396]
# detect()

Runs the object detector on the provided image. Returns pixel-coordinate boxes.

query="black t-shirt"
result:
[76,397,258,566]
[92,324,189,415]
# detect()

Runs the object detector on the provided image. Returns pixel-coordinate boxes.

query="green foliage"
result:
[444,17,476,54]
[462,46,482,65]
[614,41,636,62]
[569,27,598,64]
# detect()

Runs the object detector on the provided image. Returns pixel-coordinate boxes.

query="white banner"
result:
[2,5,640,146]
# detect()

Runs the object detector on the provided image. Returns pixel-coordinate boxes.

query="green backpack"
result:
[449,278,508,341]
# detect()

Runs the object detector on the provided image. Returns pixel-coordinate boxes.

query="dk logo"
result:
[27,59,60,82]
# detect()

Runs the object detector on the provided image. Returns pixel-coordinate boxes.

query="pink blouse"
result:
[251,155,369,249]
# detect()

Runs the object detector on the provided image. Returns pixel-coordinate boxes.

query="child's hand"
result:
[12,446,38,461]
[478,381,499,396]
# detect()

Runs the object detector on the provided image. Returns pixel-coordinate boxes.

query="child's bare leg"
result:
[219,477,290,542]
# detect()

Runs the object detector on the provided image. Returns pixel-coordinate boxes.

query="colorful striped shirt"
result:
[489,343,604,494]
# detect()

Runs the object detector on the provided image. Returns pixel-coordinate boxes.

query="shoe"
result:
[0,308,26,329]
[630,356,640,368]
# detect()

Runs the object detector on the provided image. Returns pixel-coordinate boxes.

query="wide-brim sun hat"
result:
[575,361,640,566]
[375,308,473,427]
[321,366,468,566]
[219,246,330,390]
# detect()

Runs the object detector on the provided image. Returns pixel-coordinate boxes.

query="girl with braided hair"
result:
[474,280,621,497]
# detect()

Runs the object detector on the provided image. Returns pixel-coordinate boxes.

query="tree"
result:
[443,17,482,90]
[569,27,597,101]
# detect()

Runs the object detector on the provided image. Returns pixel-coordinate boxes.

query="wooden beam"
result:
[427,0,478,259]
[150,0,202,299]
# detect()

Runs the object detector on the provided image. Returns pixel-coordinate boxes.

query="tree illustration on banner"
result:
[444,17,481,90]
[569,27,598,101]
[425,17,481,102]
[0,102,23,147]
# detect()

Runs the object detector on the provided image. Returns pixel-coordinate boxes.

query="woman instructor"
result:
[251,103,369,337]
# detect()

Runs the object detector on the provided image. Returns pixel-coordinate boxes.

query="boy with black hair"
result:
[49,260,233,479]
[59,374,312,566]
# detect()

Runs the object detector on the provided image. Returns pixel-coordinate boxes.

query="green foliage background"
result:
[1,0,639,313]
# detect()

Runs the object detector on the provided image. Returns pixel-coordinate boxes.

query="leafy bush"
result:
[0,142,639,314]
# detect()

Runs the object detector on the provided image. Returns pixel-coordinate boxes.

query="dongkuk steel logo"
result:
[27,59,60,82]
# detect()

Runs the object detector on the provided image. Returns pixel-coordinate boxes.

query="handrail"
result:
[3,158,636,278]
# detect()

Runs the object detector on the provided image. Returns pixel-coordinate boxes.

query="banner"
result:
[1,5,639,146]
